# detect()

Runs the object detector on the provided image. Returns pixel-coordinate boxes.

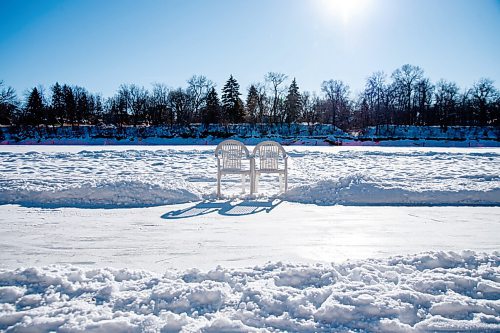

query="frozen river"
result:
[0,145,498,271]
[0,146,499,332]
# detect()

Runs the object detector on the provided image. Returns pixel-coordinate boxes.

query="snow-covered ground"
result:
[1,203,499,272]
[0,145,499,332]
[1,146,499,207]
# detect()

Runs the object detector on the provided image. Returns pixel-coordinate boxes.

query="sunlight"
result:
[317,0,373,24]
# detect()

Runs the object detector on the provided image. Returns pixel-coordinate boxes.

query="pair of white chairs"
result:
[215,140,288,198]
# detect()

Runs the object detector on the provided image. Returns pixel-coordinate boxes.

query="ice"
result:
[0,252,498,332]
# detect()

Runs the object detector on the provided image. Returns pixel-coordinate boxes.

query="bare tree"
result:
[413,78,434,125]
[265,72,287,124]
[0,80,18,124]
[150,83,171,126]
[116,84,132,125]
[129,85,149,125]
[470,78,499,125]
[363,71,387,133]
[391,64,424,125]
[167,88,191,125]
[301,91,320,129]
[254,82,269,125]
[434,80,459,128]
[187,75,214,123]
[321,79,350,129]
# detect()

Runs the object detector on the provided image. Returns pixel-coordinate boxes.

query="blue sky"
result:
[1,0,499,98]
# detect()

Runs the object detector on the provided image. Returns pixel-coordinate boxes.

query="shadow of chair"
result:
[161,199,282,220]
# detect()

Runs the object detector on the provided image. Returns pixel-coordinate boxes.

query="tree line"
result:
[1,64,498,132]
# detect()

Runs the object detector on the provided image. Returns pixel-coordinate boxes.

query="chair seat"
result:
[221,168,252,175]
[256,169,285,174]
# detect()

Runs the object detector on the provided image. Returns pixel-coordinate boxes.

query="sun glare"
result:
[318,0,372,24]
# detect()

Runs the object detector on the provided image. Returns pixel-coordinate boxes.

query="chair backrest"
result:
[215,140,250,170]
[253,141,287,171]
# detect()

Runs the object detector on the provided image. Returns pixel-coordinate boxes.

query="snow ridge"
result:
[0,251,499,332]
[1,175,498,207]
[0,179,202,208]
[282,174,500,206]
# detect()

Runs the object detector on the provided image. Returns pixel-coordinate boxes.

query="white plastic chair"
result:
[252,141,288,193]
[215,140,254,198]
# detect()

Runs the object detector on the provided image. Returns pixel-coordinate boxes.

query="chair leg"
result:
[279,174,284,192]
[217,172,221,198]
[250,157,255,195]
[255,174,259,193]
[285,171,288,191]
[241,174,246,193]
[250,174,254,195]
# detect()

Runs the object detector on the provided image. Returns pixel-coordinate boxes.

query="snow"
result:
[0,145,499,331]
[0,252,499,332]
[1,146,499,207]
[1,203,498,273]
[359,125,499,141]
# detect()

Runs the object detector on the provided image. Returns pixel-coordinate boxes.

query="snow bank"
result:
[282,174,500,206]
[0,251,498,332]
[2,176,498,208]
[360,125,499,141]
[0,179,202,207]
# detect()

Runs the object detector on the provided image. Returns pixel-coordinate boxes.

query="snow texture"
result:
[1,146,499,207]
[0,251,499,332]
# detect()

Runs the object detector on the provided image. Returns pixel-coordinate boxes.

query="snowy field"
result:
[0,145,499,332]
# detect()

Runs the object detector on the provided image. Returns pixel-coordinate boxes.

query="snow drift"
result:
[0,251,499,332]
[0,179,202,208]
[282,174,500,206]
[3,176,497,208]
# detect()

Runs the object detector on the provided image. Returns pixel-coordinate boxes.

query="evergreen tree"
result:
[24,87,44,125]
[76,91,89,125]
[221,75,244,123]
[62,85,76,126]
[89,94,104,124]
[246,84,259,124]
[203,87,220,125]
[285,78,301,125]
[73,86,90,125]
[51,82,65,126]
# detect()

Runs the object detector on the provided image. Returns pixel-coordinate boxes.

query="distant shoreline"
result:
[1,124,499,147]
